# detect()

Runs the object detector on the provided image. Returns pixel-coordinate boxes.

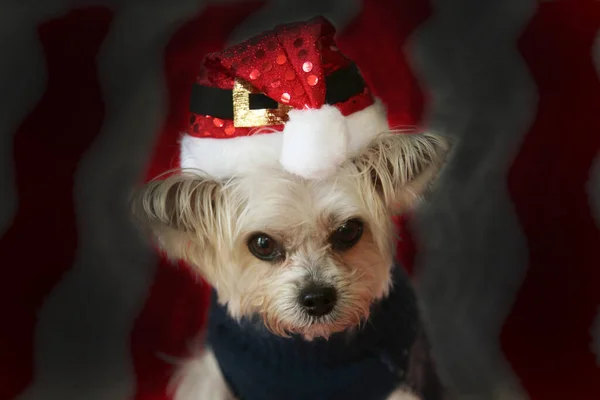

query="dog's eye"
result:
[330,218,364,251]
[247,233,283,262]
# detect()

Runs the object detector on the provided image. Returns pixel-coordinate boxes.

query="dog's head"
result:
[132,132,448,340]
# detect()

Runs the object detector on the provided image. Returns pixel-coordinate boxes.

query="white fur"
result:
[180,101,389,180]
[386,389,422,400]
[279,105,349,180]
[172,350,421,400]
[172,349,234,400]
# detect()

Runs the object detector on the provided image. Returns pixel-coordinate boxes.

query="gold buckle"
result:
[232,78,292,128]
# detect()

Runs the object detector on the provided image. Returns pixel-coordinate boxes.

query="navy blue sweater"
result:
[206,264,420,400]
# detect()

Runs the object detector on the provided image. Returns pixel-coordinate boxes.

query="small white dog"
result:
[132,16,450,400]
[132,132,449,400]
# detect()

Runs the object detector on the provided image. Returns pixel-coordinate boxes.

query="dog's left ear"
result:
[352,132,450,214]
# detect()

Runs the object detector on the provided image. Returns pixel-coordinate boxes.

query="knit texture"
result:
[206,264,420,400]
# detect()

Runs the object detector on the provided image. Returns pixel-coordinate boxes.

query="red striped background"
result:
[503,1,600,398]
[1,1,599,399]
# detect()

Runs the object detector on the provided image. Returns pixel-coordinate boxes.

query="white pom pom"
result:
[279,105,349,180]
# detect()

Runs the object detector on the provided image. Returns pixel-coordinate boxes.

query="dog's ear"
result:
[352,132,450,214]
[130,172,227,258]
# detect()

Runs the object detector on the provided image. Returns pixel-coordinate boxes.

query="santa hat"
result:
[181,16,390,180]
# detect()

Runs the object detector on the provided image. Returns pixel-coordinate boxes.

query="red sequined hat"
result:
[181,16,389,180]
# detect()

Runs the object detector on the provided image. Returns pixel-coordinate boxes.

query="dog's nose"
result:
[300,285,337,317]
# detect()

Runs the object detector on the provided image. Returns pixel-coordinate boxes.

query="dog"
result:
[131,130,449,400]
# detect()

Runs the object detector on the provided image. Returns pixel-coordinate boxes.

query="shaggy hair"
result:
[131,131,449,340]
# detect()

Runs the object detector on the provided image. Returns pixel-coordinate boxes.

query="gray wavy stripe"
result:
[591,30,600,367]
[14,2,206,399]
[408,1,537,398]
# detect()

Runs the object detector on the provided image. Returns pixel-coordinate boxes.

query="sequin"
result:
[276,54,287,65]
[195,19,376,128]
[203,131,211,137]
[262,62,273,72]
[250,69,260,80]
[285,69,295,81]
[224,124,236,135]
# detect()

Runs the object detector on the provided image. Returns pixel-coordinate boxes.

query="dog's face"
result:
[132,132,448,340]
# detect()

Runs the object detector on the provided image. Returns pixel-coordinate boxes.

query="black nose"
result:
[299,285,337,317]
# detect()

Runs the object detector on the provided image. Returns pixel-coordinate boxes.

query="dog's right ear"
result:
[130,172,226,257]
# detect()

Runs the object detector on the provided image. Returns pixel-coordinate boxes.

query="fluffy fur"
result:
[131,130,449,399]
